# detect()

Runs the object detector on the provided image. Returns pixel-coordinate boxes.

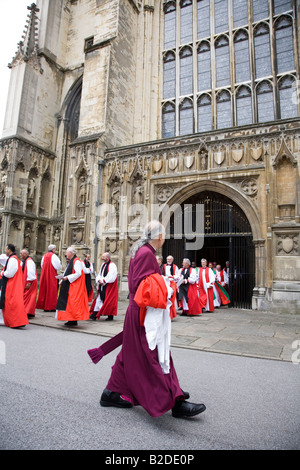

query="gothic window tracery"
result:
[162,0,299,138]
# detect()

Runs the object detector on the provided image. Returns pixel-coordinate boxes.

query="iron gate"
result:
[163,192,255,309]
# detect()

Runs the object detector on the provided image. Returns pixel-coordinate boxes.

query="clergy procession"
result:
[0,223,230,419]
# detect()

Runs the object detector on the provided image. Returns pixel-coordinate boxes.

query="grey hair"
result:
[130,220,165,258]
[183,258,191,265]
[21,248,29,255]
[66,246,77,255]
[48,244,56,251]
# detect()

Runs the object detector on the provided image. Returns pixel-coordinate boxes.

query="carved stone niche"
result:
[70,222,85,246]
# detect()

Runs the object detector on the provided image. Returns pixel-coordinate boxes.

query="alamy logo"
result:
[291,340,300,365]
[0,340,6,365]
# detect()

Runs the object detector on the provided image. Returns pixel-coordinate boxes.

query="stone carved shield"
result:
[109,240,117,253]
[168,157,178,171]
[282,237,294,254]
[250,147,263,161]
[184,155,194,169]
[232,148,244,163]
[214,151,225,165]
[153,159,162,173]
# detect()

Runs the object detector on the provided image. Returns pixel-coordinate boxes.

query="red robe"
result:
[178,267,203,315]
[215,270,230,306]
[23,257,38,316]
[56,257,89,322]
[36,252,59,310]
[1,255,28,328]
[89,262,118,318]
[198,267,214,312]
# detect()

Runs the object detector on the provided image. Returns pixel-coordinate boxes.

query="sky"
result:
[0,0,29,137]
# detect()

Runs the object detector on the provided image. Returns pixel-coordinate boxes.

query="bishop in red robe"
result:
[20,249,38,318]
[89,252,118,321]
[0,244,28,328]
[36,244,62,311]
[178,259,203,315]
[56,247,90,326]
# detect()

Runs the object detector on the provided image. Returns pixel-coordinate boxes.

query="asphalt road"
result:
[0,324,299,451]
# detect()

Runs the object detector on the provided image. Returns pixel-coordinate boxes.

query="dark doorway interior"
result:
[162,191,255,309]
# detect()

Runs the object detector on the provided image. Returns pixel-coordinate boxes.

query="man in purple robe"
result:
[99,221,206,418]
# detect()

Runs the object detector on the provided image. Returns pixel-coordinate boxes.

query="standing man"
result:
[0,244,28,328]
[20,248,38,318]
[82,253,94,302]
[223,261,230,293]
[56,246,89,327]
[215,264,230,306]
[89,252,118,321]
[177,258,203,316]
[162,255,180,280]
[198,258,215,312]
[36,244,62,311]
[98,221,206,418]
[156,255,164,274]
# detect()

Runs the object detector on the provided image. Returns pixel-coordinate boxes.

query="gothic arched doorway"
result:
[163,191,255,309]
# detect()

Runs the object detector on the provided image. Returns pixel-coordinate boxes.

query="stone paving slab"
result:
[29,301,300,363]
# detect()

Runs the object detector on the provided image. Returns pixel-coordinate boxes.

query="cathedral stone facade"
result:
[0,0,299,312]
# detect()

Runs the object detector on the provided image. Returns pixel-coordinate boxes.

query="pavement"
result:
[29,300,300,363]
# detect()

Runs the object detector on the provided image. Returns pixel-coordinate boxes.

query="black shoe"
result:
[181,389,190,400]
[100,389,133,408]
[89,312,97,321]
[64,321,78,326]
[105,316,113,321]
[172,400,206,418]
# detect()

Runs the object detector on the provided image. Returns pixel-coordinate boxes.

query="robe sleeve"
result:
[102,263,117,284]
[67,259,82,283]
[82,262,93,274]
[26,259,37,281]
[3,257,18,278]
[187,268,197,284]
[51,254,62,271]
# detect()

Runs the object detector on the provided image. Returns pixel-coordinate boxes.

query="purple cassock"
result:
[105,242,184,417]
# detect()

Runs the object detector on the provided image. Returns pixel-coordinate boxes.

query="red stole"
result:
[134,273,168,326]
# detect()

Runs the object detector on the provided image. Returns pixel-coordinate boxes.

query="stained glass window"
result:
[180,98,194,135]
[256,80,274,122]
[198,41,211,91]
[215,35,230,88]
[163,52,176,99]
[180,47,193,96]
[180,0,193,45]
[217,90,232,128]
[279,75,297,119]
[197,94,212,132]
[236,86,253,126]
[275,16,294,74]
[234,30,250,83]
[233,0,248,28]
[254,24,271,78]
[162,102,176,138]
[197,0,210,39]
